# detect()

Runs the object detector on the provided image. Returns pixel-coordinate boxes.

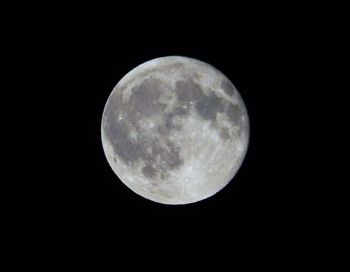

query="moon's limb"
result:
[101,56,249,204]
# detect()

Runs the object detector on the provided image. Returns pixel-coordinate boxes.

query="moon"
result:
[101,56,249,205]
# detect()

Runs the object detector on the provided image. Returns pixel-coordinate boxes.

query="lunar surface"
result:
[101,56,249,204]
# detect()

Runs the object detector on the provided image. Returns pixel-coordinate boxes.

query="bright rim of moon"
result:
[101,56,249,205]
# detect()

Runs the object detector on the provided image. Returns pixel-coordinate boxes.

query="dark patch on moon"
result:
[158,113,176,135]
[104,120,141,165]
[139,139,183,178]
[220,127,230,140]
[173,105,189,116]
[164,114,175,130]
[221,79,235,96]
[192,90,244,140]
[226,104,242,125]
[158,125,169,136]
[142,165,157,178]
[129,78,166,116]
[162,141,183,169]
[137,137,158,165]
[150,141,165,157]
[195,93,224,121]
[105,117,184,176]
[175,80,203,102]
[158,107,188,135]
[104,81,185,178]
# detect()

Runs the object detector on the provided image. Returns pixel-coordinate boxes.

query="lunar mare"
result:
[101,56,249,204]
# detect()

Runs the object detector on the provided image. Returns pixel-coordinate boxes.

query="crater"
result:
[221,79,235,96]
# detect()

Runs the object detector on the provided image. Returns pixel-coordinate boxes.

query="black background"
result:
[6,2,335,267]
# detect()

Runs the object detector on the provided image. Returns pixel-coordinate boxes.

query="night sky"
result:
[8,3,329,266]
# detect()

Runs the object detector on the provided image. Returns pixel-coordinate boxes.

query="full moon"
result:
[101,56,249,204]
